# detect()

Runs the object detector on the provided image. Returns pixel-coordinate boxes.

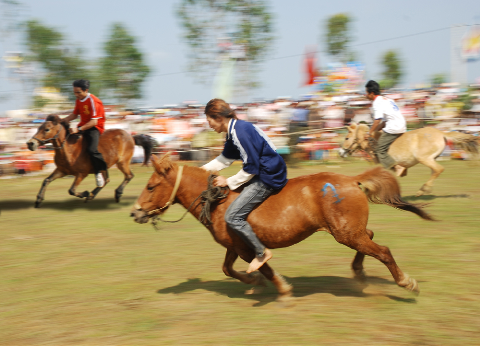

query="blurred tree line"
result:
[324,13,404,90]
[175,0,274,92]
[24,20,150,108]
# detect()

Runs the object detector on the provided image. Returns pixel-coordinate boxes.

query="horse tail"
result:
[355,167,435,221]
[133,134,156,166]
[443,132,479,158]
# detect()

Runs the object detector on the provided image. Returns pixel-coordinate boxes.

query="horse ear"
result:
[348,123,357,130]
[151,154,162,173]
[46,114,58,125]
[152,152,173,175]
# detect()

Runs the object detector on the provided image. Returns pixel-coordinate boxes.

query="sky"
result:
[0,0,479,112]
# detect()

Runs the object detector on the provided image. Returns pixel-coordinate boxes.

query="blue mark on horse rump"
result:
[321,183,345,204]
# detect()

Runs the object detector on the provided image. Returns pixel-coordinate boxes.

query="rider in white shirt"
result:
[365,80,406,176]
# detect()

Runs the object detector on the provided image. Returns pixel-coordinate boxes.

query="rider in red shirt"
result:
[63,79,108,187]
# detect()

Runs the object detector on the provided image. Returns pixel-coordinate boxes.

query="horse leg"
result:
[68,173,90,199]
[35,169,66,208]
[340,232,419,295]
[85,173,110,202]
[258,263,293,301]
[222,249,267,291]
[235,247,292,300]
[86,183,108,201]
[351,228,374,281]
[415,159,444,196]
[114,160,134,203]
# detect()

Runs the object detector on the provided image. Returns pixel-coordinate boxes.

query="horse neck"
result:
[53,126,77,163]
[173,165,210,219]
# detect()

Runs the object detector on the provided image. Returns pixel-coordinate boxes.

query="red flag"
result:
[303,47,318,86]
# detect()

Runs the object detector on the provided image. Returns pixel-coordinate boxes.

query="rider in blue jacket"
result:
[202,98,288,273]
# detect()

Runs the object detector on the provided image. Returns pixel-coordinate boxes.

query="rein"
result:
[146,170,229,231]
[344,126,378,158]
[343,137,358,155]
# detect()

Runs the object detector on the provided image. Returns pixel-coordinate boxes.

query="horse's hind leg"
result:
[114,159,134,202]
[342,232,419,295]
[35,169,66,207]
[351,228,374,281]
[68,173,90,199]
[222,249,267,289]
[416,158,444,197]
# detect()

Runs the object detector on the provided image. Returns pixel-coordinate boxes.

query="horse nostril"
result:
[130,212,135,217]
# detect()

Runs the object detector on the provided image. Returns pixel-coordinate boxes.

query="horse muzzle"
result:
[26,139,38,151]
[130,204,150,224]
[338,148,348,158]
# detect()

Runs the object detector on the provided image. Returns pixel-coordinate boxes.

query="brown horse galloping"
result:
[27,115,152,207]
[131,153,434,301]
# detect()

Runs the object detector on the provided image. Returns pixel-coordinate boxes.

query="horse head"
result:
[27,115,68,151]
[131,152,179,224]
[339,123,372,157]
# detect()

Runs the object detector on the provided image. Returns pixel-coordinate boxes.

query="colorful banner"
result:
[462,25,480,62]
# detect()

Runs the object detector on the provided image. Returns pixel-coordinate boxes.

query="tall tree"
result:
[175,0,274,90]
[380,50,403,89]
[99,23,150,104]
[325,13,352,62]
[24,19,90,101]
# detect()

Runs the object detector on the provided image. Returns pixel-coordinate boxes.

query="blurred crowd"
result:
[1,83,480,177]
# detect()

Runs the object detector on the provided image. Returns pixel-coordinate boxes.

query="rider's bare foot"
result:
[247,249,273,273]
[394,165,406,177]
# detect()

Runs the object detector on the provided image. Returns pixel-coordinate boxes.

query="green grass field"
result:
[1,159,479,345]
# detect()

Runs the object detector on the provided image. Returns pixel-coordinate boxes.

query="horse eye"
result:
[147,185,155,191]
[345,137,349,140]
[45,129,50,132]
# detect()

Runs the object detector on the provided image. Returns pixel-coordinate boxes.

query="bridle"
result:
[342,137,359,156]
[32,124,70,150]
[134,165,184,216]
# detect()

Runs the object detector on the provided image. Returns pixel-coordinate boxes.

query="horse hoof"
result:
[34,202,41,208]
[401,276,420,296]
[276,292,294,307]
[353,269,367,282]
[245,287,264,295]
[415,191,424,197]
[248,272,268,287]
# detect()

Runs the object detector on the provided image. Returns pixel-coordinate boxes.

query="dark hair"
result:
[365,80,381,95]
[204,98,237,120]
[73,79,90,91]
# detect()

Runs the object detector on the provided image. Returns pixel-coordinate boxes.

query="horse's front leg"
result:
[68,173,90,199]
[222,249,267,292]
[258,263,293,302]
[35,169,66,208]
